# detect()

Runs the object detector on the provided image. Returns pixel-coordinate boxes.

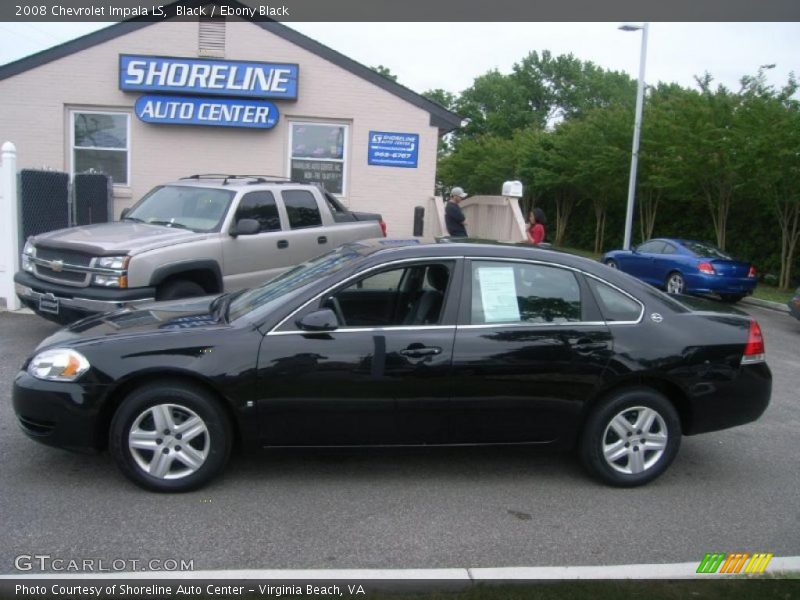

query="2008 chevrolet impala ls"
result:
[13,240,771,492]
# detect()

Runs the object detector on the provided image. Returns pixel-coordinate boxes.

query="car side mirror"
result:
[230,218,260,237]
[296,309,340,332]
[120,207,130,220]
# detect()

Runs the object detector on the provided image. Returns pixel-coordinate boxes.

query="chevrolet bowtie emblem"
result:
[49,260,64,272]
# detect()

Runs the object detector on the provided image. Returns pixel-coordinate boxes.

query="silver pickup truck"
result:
[15,174,386,323]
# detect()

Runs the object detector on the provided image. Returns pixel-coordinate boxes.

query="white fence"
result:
[424,195,527,242]
[0,142,20,311]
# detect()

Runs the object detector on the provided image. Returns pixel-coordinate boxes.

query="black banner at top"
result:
[1,0,799,22]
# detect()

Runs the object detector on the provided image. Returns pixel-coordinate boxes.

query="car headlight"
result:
[22,240,35,273]
[96,256,130,270]
[28,348,90,382]
[92,274,128,288]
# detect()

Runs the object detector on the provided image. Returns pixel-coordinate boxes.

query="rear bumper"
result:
[684,362,771,435]
[14,270,155,321]
[685,273,757,296]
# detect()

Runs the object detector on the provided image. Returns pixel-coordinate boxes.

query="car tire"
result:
[605,259,618,269]
[109,380,232,492]
[720,294,744,303]
[665,271,685,294]
[580,387,681,487]
[157,279,207,301]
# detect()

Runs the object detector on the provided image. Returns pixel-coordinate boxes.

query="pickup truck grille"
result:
[36,247,93,266]
[36,265,88,284]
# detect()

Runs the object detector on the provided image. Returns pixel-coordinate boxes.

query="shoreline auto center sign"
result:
[120,55,298,129]
[368,131,419,168]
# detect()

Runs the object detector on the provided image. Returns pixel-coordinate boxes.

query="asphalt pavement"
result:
[0,305,798,574]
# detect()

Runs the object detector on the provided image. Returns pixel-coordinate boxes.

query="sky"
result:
[0,22,798,97]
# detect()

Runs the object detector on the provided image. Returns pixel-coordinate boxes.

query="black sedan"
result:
[13,240,771,492]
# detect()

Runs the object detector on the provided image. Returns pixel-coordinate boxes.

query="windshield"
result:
[682,240,732,260]
[126,185,235,232]
[227,244,369,321]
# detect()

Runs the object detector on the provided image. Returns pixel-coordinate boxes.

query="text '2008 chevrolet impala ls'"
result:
[13,240,771,492]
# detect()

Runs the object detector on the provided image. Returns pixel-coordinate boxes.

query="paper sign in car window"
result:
[478,266,520,323]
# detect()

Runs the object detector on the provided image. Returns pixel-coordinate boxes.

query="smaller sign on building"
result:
[134,95,279,129]
[368,131,419,168]
[290,159,343,194]
[120,55,299,100]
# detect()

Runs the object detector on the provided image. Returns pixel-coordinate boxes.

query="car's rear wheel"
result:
[580,388,681,487]
[720,294,744,303]
[110,381,232,492]
[665,271,685,294]
[605,259,618,269]
[157,279,207,301]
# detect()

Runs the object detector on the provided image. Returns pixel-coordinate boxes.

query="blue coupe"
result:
[602,238,757,302]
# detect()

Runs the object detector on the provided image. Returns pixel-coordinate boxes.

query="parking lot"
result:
[1,304,798,573]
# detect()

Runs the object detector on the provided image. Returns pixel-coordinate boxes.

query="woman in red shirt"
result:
[527,207,547,245]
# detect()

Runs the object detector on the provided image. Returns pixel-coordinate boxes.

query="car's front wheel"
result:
[110,380,232,492]
[580,388,681,487]
[665,271,685,294]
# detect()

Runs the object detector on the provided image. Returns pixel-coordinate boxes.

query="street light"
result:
[619,22,649,250]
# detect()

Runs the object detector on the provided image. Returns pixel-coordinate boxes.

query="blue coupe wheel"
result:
[666,272,685,294]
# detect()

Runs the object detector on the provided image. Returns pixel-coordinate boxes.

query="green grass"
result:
[752,284,794,304]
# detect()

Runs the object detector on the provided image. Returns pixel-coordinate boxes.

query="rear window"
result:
[587,279,643,322]
[282,190,322,229]
[682,241,731,259]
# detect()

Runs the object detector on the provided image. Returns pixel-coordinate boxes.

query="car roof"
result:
[162,175,312,189]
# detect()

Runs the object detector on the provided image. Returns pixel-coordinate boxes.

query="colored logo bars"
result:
[697,552,774,574]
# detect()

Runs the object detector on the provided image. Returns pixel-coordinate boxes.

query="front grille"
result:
[35,265,87,284]
[18,415,55,436]
[36,246,93,266]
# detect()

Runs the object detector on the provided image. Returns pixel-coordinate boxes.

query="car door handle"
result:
[570,339,610,354]
[317,236,328,244]
[277,240,289,249]
[400,346,442,358]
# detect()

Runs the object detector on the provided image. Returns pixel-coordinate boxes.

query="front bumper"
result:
[12,370,111,453]
[14,271,155,321]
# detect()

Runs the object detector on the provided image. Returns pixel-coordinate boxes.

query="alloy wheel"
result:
[601,406,668,475]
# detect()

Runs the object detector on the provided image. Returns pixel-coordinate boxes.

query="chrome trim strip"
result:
[269,325,457,336]
[457,321,607,330]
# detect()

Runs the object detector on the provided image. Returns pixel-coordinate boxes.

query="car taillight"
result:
[748,265,757,278]
[741,319,766,365]
[697,262,715,275]
[379,219,387,237]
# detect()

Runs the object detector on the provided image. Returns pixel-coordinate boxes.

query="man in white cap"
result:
[445,186,468,237]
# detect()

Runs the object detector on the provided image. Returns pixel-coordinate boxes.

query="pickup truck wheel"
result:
[157,280,206,301]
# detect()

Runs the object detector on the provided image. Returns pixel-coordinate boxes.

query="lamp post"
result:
[619,22,649,250]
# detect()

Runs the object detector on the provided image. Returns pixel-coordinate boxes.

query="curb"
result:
[741,296,790,313]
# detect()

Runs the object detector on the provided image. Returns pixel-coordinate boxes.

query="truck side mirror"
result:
[230,218,260,237]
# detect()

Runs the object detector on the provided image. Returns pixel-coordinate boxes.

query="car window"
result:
[324,262,452,327]
[236,191,281,233]
[681,240,732,259]
[636,241,666,254]
[282,190,323,229]
[587,278,643,322]
[661,243,676,255]
[469,261,581,325]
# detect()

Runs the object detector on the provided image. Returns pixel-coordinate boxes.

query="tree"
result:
[370,65,398,82]
[738,70,800,289]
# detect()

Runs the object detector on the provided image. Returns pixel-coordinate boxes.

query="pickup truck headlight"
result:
[95,256,130,270]
[22,240,35,273]
[28,348,90,382]
[92,274,128,288]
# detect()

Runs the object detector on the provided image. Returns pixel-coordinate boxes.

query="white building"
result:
[0,13,460,236]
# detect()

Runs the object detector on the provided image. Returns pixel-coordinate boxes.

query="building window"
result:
[289,122,347,195]
[71,111,130,186]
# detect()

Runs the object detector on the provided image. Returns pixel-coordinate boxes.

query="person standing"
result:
[527,207,547,245]
[445,187,468,237]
